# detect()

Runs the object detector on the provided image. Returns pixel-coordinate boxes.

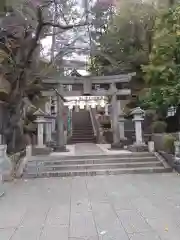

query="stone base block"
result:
[2,173,13,181]
[0,145,13,181]
[174,155,180,165]
[110,138,128,150]
[0,174,4,197]
[46,141,56,148]
[110,142,125,150]
[127,143,148,152]
[32,147,52,156]
[53,145,69,153]
[0,189,4,197]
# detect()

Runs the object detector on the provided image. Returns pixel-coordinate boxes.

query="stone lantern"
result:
[34,109,47,148]
[44,115,56,147]
[128,107,148,152]
[34,109,51,155]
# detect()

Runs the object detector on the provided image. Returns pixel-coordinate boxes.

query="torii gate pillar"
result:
[83,79,92,95]
[110,83,120,146]
[54,84,68,152]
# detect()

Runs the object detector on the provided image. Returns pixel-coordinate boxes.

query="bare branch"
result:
[52,35,83,63]
[53,88,66,102]
[58,8,69,25]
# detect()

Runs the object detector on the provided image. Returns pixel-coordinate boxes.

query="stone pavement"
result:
[1,173,180,239]
[74,143,104,155]
[50,143,131,158]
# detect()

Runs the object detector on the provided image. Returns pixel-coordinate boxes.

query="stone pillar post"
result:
[117,100,126,140]
[110,84,121,148]
[174,141,180,165]
[35,116,46,148]
[0,169,4,197]
[0,145,12,183]
[45,120,52,143]
[45,99,52,143]
[119,113,126,140]
[52,114,56,132]
[133,108,144,145]
[0,145,8,196]
[105,104,109,116]
[45,98,51,114]
[51,97,57,132]
[83,79,92,95]
[75,104,79,112]
[0,135,3,145]
[128,107,148,152]
[54,84,68,152]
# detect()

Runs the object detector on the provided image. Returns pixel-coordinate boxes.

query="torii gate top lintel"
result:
[43,73,136,85]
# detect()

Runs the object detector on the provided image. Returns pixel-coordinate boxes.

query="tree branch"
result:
[42,22,87,30]
[18,7,43,84]
[53,88,66,102]
[25,8,43,67]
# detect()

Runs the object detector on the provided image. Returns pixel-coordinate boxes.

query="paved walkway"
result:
[1,173,180,240]
[50,143,131,157]
[75,143,104,155]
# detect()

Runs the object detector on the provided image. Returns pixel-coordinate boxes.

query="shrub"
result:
[163,134,176,154]
[145,109,156,118]
[151,121,167,133]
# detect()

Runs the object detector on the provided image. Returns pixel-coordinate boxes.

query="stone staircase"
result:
[68,110,96,144]
[23,152,172,178]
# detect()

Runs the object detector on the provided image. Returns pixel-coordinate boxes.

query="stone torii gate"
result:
[42,73,135,151]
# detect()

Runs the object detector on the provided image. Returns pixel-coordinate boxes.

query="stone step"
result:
[71,138,95,141]
[72,136,94,138]
[72,129,93,131]
[73,123,92,126]
[69,140,96,144]
[26,161,163,172]
[23,166,172,178]
[72,130,93,133]
[72,131,93,133]
[71,136,94,139]
[71,134,94,137]
[29,156,158,166]
[29,152,155,162]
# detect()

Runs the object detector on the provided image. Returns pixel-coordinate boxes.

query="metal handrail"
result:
[89,108,97,137]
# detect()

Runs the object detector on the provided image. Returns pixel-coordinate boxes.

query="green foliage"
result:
[0,0,6,13]
[89,0,156,75]
[145,109,156,119]
[163,134,176,154]
[151,121,167,133]
[142,5,180,110]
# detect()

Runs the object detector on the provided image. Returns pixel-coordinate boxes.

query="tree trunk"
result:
[4,97,25,154]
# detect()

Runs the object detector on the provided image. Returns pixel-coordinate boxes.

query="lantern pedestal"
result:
[174,141,180,165]
[127,143,148,152]
[111,141,125,150]
[0,145,13,186]
[53,145,69,152]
